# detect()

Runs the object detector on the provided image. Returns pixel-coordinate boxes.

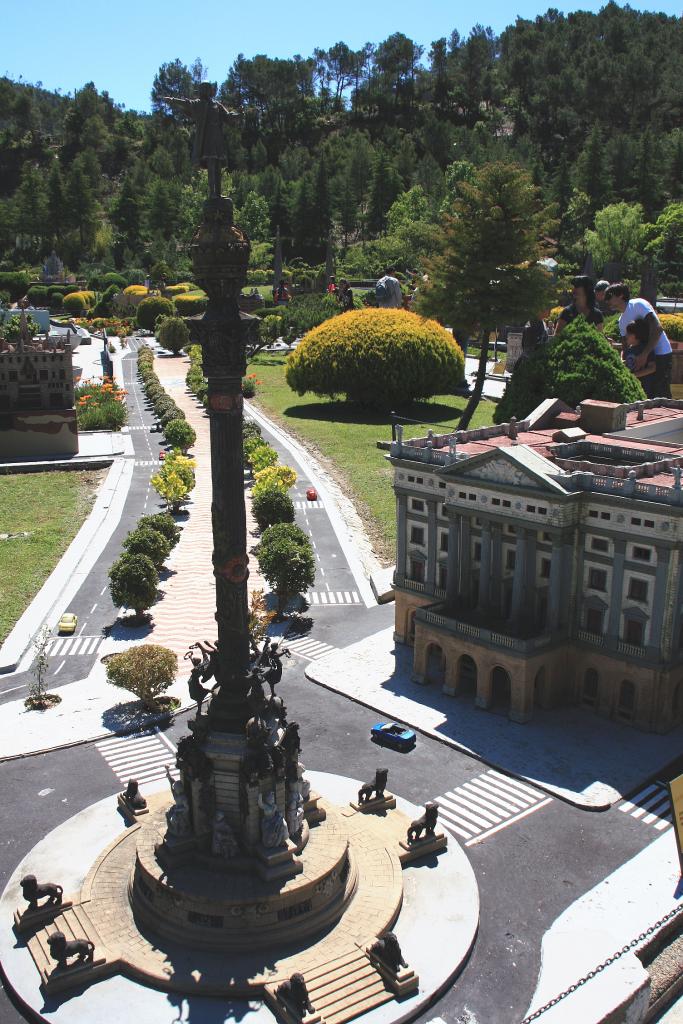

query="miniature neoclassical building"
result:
[390,398,683,733]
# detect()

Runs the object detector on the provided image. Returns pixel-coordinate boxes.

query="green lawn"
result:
[248,353,496,562]
[0,471,103,643]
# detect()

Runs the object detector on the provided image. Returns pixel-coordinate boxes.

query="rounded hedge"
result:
[174,293,208,317]
[63,292,87,314]
[137,296,174,330]
[27,286,49,307]
[49,290,63,309]
[252,484,295,532]
[285,308,465,409]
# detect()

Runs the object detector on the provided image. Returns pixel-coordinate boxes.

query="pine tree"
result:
[336,172,357,250]
[47,163,67,245]
[65,156,98,252]
[419,162,556,429]
[310,154,332,251]
[15,165,49,244]
[367,151,402,236]
[576,126,608,211]
[111,175,141,252]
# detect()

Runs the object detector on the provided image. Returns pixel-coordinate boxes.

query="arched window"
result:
[618,680,636,720]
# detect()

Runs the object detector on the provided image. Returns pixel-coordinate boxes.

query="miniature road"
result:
[0,655,677,1024]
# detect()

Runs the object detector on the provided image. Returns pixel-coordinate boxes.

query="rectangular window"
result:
[589,568,607,591]
[633,546,651,562]
[506,550,516,570]
[410,526,424,544]
[526,504,536,513]
[411,499,425,512]
[474,542,482,562]
[631,517,641,526]
[502,499,511,508]
[540,558,551,579]
[441,504,447,516]
[438,564,448,589]
[600,512,610,520]
[586,607,604,634]
[439,482,446,489]
[628,578,648,602]
[416,477,423,484]
[468,493,476,501]
[589,510,598,518]
[644,519,654,528]
[408,476,415,482]
[492,497,501,506]
[459,491,466,499]
[507,525,516,534]
[440,533,449,552]
[624,618,644,646]
[538,507,547,515]
[9,371,17,382]
[410,559,424,582]
[543,532,552,542]
[591,538,609,553]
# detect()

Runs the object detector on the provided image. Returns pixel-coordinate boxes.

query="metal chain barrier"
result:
[519,903,683,1023]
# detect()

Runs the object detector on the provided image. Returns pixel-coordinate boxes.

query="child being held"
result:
[622,319,656,398]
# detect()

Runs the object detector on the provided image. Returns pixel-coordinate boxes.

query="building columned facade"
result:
[390,398,683,733]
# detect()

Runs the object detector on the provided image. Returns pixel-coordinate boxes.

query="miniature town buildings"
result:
[0,319,78,457]
[390,398,683,733]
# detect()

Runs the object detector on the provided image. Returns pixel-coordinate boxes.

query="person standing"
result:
[375,267,403,309]
[605,283,672,398]
[337,279,354,312]
[273,279,291,306]
[554,275,604,335]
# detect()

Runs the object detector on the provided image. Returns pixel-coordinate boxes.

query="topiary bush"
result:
[249,443,278,473]
[0,271,30,301]
[137,512,181,547]
[253,464,297,494]
[123,526,172,570]
[108,552,159,621]
[164,418,196,452]
[27,286,49,307]
[106,644,178,711]
[286,308,465,410]
[156,315,190,355]
[49,290,63,309]
[174,292,208,317]
[137,296,174,330]
[100,272,127,290]
[660,314,683,344]
[165,283,192,296]
[257,522,316,616]
[252,484,295,532]
[494,316,646,424]
[63,292,87,314]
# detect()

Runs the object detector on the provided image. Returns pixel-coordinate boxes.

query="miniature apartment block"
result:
[390,398,683,733]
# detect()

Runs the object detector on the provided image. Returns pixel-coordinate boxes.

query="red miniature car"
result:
[306,487,318,501]
[159,451,166,461]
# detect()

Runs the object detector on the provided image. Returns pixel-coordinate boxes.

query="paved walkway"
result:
[305,626,683,808]
[141,352,265,659]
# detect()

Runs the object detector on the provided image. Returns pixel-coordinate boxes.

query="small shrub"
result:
[174,292,208,316]
[660,314,683,344]
[252,484,295,531]
[108,552,159,620]
[286,308,465,409]
[75,379,127,431]
[253,464,297,493]
[123,525,172,569]
[27,285,49,307]
[100,272,127,290]
[250,443,278,473]
[156,315,190,355]
[243,420,262,442]
[137,296,174,330]
[124,284,149,296]
[49,290,63,309]
[0,271,30,301]
[257,522,316,615]
[160,406,185,428]
[242,375,257,398]
[137,512,181,546]
[63,292,87,314]
[165,283,192,296]
[164,418,196,451]
[106,644,178,711]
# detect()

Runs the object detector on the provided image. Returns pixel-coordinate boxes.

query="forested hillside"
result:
[1,2,682,288]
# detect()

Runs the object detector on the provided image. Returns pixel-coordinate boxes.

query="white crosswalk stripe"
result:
[284,635,337,661]
[95,730,178,790]
[306,590,360,606]
[294,500,324,509]
[434,769,552,846]
[617,783,673,832]
[47,635,103,657]
[134,460,158,466]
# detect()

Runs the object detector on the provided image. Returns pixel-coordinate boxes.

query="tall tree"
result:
[14,164,48,243]
[47,162,67,244]
[419,162,555,428]
[367,151,402,235]
[65,156,98,251]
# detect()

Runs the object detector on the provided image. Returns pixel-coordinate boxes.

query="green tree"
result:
[47,163,67,244]
[106,644,178,711]
[164,418,196,453]
[367,151,402,236]
[419,162,555,428]
[257,522,316,616]
[238,191,271,241]
[252,484,296,532]
[156,315,190,355]
[111,174,142,253]
[585,203,646,278]
[123,526,172,570]
[14,165,49,243]
[109,552,159,621]
[137,512,181,547]
[25,626,61,710]
[647,202,683,288]
[386,185,430,234]
[575,126,608,211]
[66,155,98,251]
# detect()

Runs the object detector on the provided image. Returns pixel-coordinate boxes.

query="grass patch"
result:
[0,471,103,643]
[249,353,495,562]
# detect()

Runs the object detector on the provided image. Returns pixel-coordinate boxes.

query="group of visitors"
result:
[552,274,672,399]
[326,277,354,312]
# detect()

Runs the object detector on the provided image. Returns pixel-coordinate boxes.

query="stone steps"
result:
[28,904,109,991]
[306,950,393,1024]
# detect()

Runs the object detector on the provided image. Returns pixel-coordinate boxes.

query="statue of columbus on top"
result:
[163,82,239,200]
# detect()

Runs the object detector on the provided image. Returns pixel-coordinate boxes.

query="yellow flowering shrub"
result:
[124,285,149,296]
[660,314,683,343]
[174,292,208,316]
[285,307,465,409]
[165,283,192,296]
[254,465,297,492]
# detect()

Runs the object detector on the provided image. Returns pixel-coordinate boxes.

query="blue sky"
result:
[3,0,680,111]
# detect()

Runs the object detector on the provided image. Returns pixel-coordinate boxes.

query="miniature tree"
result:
[123,526,172,570]
[106,644,178,711]
[164,418,196,453]
[137,512,181,547]
[156,315,191,355]
[252,484,295,532]
[257,522,316,617]
[419,161,556,428]
[25,626,61,710]
[109,552,159,622]
[253,464,297,493]
[248,589,277,652]
[151,468,191,512]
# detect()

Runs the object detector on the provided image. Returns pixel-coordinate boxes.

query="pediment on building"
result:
[439,446,566,494]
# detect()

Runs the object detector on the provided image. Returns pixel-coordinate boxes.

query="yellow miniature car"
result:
[58,613,78,635]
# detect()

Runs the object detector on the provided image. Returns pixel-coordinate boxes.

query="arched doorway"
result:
[425,644,445,686]
[491,666,512,711]
[582,669,599,709]
[534,667,546,708]
[457,655,477,698]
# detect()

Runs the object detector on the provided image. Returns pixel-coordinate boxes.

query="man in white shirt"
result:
[375,267,403,309]
[605,283,672,399]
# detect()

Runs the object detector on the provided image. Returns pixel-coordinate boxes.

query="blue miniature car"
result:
[370,722,416,751]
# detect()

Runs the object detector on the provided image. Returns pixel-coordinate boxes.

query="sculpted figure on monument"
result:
[184,647,219,714]
[123,779,147,811]
[211,811,238,860]
[164,767,192,837]
[254,637,291,701]
[257,790,289,848]
[20,875,63,911]
[162,82,238,200]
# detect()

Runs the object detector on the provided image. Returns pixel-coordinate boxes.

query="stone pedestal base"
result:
[154,832,199,868]
[350,794,397,814]
[13,901,73,934]
[255,839,304,882]
[40,956,108,995]
[398,832,448,865]
[367,954,419,998]
[304,792,326,825]
[263,988,323,1024]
